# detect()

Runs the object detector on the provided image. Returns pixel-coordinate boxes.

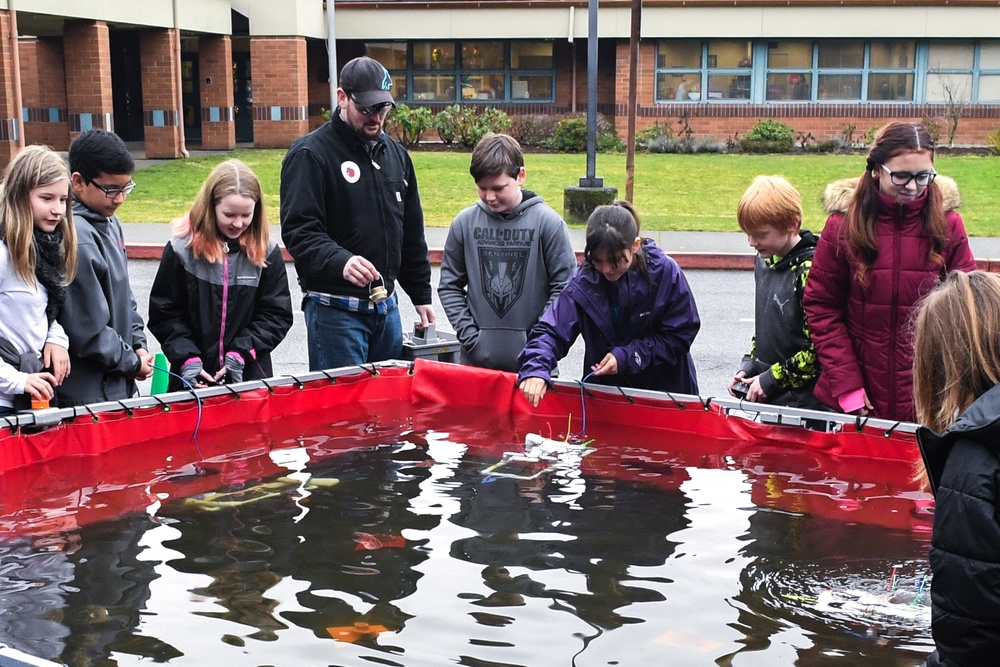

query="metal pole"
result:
[625,0,641,202]
[579,0,602,187]
[326,0,338,109]
[172,0,189,157]
[8,0,23,149]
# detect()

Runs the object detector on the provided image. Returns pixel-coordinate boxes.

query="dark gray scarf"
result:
[32,228,66,324]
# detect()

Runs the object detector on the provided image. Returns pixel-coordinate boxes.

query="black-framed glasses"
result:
[86,178,136,199]
[879,165,937,187]
[349,95,393,117]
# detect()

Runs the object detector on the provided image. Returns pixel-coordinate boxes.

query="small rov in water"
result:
[481,433,594,480]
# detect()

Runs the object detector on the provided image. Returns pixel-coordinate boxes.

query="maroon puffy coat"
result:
[803,176,976,422]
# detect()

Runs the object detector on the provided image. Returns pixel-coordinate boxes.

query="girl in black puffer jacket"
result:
[914,270,1000,667]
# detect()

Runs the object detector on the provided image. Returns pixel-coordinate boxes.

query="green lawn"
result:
[120,149,1000,235]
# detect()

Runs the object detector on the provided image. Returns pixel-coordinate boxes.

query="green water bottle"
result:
[150,352,169,395]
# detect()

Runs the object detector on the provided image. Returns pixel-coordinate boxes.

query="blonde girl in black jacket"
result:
[914,270,1000,667]
[148,159,293,391]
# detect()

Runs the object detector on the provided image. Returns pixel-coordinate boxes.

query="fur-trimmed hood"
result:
[823,174,961,214]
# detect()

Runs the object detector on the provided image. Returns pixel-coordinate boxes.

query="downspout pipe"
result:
[9,0,23,149]
[172,0,189,157]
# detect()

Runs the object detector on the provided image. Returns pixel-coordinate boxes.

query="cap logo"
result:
[342,161,361,184]
[381,68,392,91]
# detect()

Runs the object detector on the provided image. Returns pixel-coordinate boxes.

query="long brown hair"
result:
[913,271,1000,434]
[843,121,947,285]
[173,159,269,266]
[0,145,77,284]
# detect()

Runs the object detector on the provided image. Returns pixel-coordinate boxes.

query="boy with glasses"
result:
[57,128,153,406]
[280,56,435,370]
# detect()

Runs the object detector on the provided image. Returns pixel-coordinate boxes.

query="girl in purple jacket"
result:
[517,201,700,407]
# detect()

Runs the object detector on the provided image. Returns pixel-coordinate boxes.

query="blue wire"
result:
[151,364,204,440]
[579,370,597,436]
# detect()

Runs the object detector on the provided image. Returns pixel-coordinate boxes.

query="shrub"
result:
[459,107,512,148]
[921,116,944,145]
[384,104,434,149]
[739,119,795,153]
[509,114,560,147]
[988,127,1000,156]
[544,115,624,153]
[434,105,470,145]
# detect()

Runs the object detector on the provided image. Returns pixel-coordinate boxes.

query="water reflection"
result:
[0,404,935,666]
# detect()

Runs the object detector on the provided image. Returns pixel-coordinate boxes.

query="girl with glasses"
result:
[803,121,976,422]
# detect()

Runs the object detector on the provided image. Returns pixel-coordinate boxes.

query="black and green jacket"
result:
[739,230,824,409]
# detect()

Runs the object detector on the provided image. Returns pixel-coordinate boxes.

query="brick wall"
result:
[199,35,235,150]
[250,37,308,148]
[22,37,69,149]
[63,21,113,140]
[140,29,183,159]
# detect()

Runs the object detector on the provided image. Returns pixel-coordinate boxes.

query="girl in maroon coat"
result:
[803,121,976,422]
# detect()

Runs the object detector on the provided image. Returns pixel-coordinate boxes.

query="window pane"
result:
[980,43,1000,70]
[867,73,913,101]
[816,74,861,100]
[926,73,973,102]
[413,42,455,69]
[657,40,701,69]
[767,41,811,69]
[870,41,915,69]
[461,73,504,99]
[708,74,750,100]
[979,74,1000,101]
[818,41,863,68]
[462,42,503,70]
[511,42,553,69]
[767,72,812,100]
[511,75,552,100]
[927,42,974,69]
[706,41,753,68]
[365,43,408,69]
[412,74,455,101]
[393,77,408,100]
[656,73,700,100]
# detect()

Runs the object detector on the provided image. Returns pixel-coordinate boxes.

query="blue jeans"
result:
[304,297,403,371]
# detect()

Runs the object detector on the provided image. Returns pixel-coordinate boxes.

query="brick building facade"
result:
[0,0,997,167]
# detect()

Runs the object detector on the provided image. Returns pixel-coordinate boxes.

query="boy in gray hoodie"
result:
[439,133,576,371]
[57,129,153,406]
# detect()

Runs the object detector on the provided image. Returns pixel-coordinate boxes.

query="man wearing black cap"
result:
[280,56,436,370]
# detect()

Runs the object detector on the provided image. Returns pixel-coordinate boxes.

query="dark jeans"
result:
[304,298,403,371]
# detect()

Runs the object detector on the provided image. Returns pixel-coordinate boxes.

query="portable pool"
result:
[0,360,934,666]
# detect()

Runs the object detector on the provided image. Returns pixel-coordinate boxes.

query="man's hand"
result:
[343,255,380,287]
[42,343,70,384]
[415,304,436,329]
[519,377,548,408]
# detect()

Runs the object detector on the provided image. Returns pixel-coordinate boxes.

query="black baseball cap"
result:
[340,56,395,108]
